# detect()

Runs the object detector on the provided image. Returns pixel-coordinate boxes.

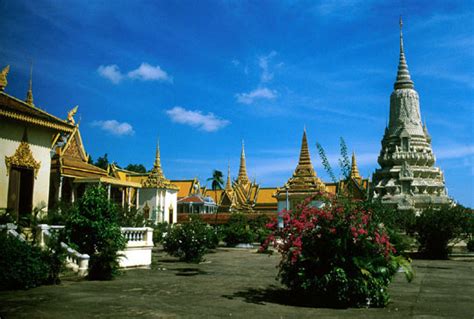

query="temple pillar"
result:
[107,184,111,200]
[121,187,125,208]
[58,176,63,202]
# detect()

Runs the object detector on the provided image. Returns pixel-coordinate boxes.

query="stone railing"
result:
[37,224,90,277]
[0,223,26,241]
[119,227,154,268]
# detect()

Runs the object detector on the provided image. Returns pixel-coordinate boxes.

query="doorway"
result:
[7,166,34,223]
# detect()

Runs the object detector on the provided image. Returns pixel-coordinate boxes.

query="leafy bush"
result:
[261,194,413,308]
[162,216,216,262]
[249,214,272,244]
[40,202,73,225]
[0,233,49,290]
[415,205,472,259]
[467,239,474,252]
[367,201,416,255]
[117,207,146,227]
[222,213,256,247]
[151,222,172,245]
[65,185,126,280]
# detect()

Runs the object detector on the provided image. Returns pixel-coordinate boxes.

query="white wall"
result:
[138,188,177,224]
[0,121,54,215]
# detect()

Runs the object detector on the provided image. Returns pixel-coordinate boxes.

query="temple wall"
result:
[0,121,54,215]
[139,188,177,224]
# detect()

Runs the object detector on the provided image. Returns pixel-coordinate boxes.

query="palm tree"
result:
[207,170,224,219]
[207,170,224,191]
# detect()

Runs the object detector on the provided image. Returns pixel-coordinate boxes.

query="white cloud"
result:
[258,51,277,83]
[128,62,172,82]
[231,59,240,66]
[436,145,474,160]
[91,120,135,136]
[166,106,230,132]
[236,87,277,104]
[97,65,123,84]
[98,62,172,84]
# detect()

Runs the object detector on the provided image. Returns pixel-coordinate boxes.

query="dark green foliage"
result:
[94,153,109,170]
[467,239,474,252]
[367,200,416,255]
[415,205,472,259]
[162,216,217,262]
[43,231,67,285]
[40,202,72,225]
[338,137,351,179]
[117,207,146,227]
[0,209,15,224]
[222,213,256,247]
[249,214,271,244]
[207,170,224,190]
[150,222,172,244]
[316,143,336,183]
[124,164,147,173]
[0,233,49,290]
[65,185,126,280]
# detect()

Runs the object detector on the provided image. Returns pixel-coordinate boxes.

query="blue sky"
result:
[1,0,473,207]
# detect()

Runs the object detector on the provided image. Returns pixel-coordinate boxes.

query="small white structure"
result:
[118,227,154,268]
[139,143,178,224]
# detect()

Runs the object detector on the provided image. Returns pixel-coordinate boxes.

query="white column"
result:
[121,188,125,208]
[136,189,140,209]
[127,187,131,211]
[58,176,63,202]
[107,184,111,200]
[71,183,76,203]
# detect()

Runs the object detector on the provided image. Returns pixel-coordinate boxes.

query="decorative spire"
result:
[297,128,312,167]
[350,152,361,180]
[142,138,178,189]
[394,16,414,90]
[225,164,232,191]
[0,65,10,91]
[237,140,249,184]
[25,62,34,105]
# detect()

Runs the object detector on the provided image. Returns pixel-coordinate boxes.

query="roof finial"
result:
[26,60,34,105]
[0,65,10,91]
[225,163,232,191]
[394,16,414,90]
[298,128,312,167]
[237,140,249,184]
[350,151,361,180]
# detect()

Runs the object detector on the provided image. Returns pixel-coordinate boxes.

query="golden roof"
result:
[350,152,362,180]
[237,141,249,185]
[142,142,178,190]
[275,129,326,198]
[255,188,278,204]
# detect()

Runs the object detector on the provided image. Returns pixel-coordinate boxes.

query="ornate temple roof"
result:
[142,142,178,190]
[394,17,414,90]
[275,129,326,198]
[350,152,361,180]
[237,141,249,185]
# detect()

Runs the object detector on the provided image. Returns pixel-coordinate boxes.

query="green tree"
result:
[316,143,337,183]
[94,153,109,170]
[124,164,147,173]
[207,170,224,191]
[65,185,126,280]
[338,137,351,179]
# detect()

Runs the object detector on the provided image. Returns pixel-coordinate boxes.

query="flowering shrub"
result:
[222,213,256,247]
[261,194,413,308]
[163,216,218,262]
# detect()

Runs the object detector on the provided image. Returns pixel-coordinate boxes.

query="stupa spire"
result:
[350,152,361,179]
[297,127,312,167]
[394,16,414,90]
[25,62,34,105]
[225,164,232,191]
[237,140,249,184]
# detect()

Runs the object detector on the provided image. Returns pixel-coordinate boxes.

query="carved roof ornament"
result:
[67,105,79,125]
[0,65,9,91]
[350,152,362,180]
[394,16,414,90]
[276,129,326,198]
[5,129,41,178]
[25,62,34,106]
[225,164,233,192]
[237,140,250,185]
[142,140,178,190]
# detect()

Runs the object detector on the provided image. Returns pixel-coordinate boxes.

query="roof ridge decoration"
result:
[350,151,362,180]
[0,65,9,91]
[25,62,34,106]
[142,140,178,189]
[5,128,41,178]
[394,16,414,90]
[225,164,232,191]
[237,140,249,185]
[277,129,326,196]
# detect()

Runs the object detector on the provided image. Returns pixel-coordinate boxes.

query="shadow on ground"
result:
[224,285,346,309]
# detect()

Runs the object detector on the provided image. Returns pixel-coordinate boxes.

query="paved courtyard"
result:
[1,248,473,318]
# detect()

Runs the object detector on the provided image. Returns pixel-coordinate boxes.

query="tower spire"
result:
[297,128,312,167]
[237,140,249,184]
[350,151,361,180]
[394,16,414,90]
[225,163,232,191]
[26,61,34,105]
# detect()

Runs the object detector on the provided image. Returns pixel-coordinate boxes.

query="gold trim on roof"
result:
[142,141,178,190]
[0,109,74,132]
[0,65,9,91]
[5,141,41,178]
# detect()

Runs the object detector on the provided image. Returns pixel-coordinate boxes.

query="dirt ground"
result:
[1,248,473,318]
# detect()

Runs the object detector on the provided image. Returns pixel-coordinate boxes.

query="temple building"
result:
[49,118,141,210]
[217,143,260,213]
[0,65,74,220]
[372,19,451,211]
[325,152,369,200]
[138,142,179,224]
[274,129,327,211]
